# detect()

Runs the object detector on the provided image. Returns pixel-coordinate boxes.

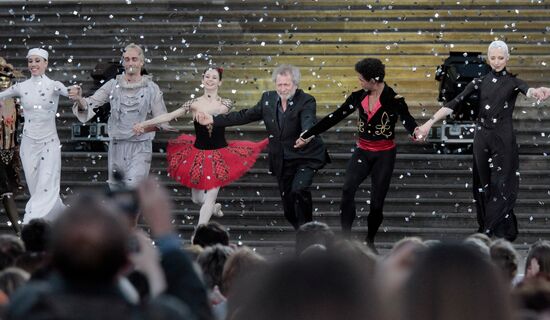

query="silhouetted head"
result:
[401,242,513,320]
[50,195,131,285]
[192,222,229,248]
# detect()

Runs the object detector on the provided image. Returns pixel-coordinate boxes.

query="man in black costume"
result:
[295,58,419,253]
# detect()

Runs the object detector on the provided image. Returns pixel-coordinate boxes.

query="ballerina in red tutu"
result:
[134,67,268,225]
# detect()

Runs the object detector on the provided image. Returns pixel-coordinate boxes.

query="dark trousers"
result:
[340,147,396,242]
[472,124,519,241]
[277,160,316,230]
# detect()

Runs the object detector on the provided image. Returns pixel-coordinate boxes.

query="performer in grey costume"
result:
[70,43,169,188]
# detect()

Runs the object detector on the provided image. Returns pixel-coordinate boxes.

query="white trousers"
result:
[20,135,65,223]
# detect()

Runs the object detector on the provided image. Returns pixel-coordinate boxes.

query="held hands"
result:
[68,85,81,100]
[195,111,214,125]
[133,122,147,135]
[529,87,550,101]
[294,133,314,149]
[68,85,86,111]
[539,87,550,100]
[413,124,431,142]
[132,123,160,135]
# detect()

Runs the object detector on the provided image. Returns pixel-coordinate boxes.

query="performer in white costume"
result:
[0,48,68,223]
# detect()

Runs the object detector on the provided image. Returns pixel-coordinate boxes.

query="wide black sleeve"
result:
[443,79,480,111]
[299,94,318,132]
[514,77,530,95]
[213,93,265,127]
[395,96,418,135]
[301,94,358,139]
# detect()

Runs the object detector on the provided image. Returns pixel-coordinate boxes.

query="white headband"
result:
[26,48,49,61]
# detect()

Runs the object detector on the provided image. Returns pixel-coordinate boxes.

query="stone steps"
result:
[5,55,549,68]
[4,42,550,56]
[2,3,548,18]
[61,171,544,194]
[2,0,549,250]
[58,150,550,167]
[11,191,550,215]
[170,224,550,245]
[58,166,550,185]
[3,31,550,44]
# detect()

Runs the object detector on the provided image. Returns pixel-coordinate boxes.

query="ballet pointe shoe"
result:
[2,195,21,235]
[212,203,224,217]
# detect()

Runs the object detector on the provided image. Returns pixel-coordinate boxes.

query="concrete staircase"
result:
[1,0,550,255]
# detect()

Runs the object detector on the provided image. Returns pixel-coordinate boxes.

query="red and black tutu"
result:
[166,134,268,190]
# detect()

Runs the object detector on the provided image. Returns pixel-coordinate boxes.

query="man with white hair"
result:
[197,64,329,229]
[70,43,169,188]
[416,40,550,241]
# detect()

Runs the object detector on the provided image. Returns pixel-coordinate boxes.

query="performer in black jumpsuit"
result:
[295,58,419,252]
[416,40,549,241]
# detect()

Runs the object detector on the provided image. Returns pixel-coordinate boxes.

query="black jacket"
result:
[213,89,329,176]
[5,244,210,320]
[302,84,418,141]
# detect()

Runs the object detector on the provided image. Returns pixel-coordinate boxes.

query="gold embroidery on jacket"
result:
[357,115,365,133]
[375,112,392,138]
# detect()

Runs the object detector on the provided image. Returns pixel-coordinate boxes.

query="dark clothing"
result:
[301,84,417,240]
[4,274,194,320]
[193,121,228,150]
[301,85,418,140]
[213,89,328,228]
[0,148,21,195]
[6,235,211,320]
[213,89,328,177]
[275,96,287,132]
[278,160,316,229]
[160,245,213,320]
[445,69,527,241]
[341,148,397,241]
[446,69,529,129]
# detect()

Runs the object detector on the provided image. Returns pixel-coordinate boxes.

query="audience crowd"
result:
[0,179,548,320]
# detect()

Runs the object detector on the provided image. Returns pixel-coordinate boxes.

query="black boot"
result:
[2,194,21,235]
